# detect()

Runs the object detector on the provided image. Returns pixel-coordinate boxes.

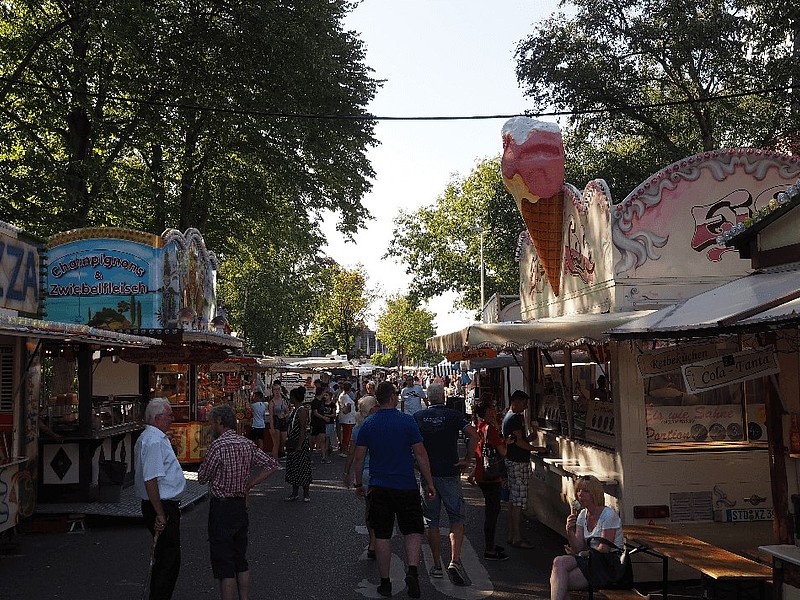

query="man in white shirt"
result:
[338,382,357,457]
[135,397,186,600]
[400,375,427,415]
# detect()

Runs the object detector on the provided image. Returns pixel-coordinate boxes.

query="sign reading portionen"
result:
[682,347,779,394]
[445,348,498,362]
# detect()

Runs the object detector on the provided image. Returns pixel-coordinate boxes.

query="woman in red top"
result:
[474,402,509,561]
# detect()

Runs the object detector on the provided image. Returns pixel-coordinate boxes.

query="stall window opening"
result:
[534,345,614,449]
[641,339,768,450]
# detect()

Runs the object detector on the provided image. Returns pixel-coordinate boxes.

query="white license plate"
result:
[725,508,774,522]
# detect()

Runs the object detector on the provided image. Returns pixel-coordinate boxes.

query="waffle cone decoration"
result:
[518,192,564,295]
[501,117,566,295]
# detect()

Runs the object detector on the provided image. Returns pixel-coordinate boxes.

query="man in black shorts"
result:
[198,404,278,600]
[353,382,435,598]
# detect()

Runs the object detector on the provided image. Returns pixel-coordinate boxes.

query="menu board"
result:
[645,403,766,444]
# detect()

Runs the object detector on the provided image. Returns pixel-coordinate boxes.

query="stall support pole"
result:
[77,345,93,437]
[765,373,792,545]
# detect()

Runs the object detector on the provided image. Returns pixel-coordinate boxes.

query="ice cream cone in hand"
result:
[501,117,566,296]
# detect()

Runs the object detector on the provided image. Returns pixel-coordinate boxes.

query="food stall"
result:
[0,220,161,529]
[42,226,242,468]
[429,131,800,552]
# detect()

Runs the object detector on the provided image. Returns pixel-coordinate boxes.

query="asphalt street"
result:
[1,454,566,599]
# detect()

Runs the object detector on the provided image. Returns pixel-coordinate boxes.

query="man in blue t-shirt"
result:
[353,382,435,599]
[415,383,477,586]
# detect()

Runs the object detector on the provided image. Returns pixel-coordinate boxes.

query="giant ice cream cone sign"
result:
[501,117,565,296]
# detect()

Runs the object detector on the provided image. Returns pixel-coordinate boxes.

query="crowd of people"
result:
[136,371,625,600]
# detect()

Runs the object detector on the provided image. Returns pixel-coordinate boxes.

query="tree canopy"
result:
[305,264,373,357]
[376,295,438,369]
[516,0,800,199]
[386,157,524,313]
[0,0,379,352]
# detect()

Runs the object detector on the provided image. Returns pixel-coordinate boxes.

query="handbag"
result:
[284,409,300,452]
[482,426,506,480]
[585,537,634,590]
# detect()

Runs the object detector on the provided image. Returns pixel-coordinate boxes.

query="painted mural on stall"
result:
[44,227,217,330]
[515,148,800,320]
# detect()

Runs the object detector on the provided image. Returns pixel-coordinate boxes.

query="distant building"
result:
[353,327,387,358]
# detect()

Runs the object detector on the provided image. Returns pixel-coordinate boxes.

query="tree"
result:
[0,1,380,351]
[376,296,438,371]
[370,352,394,368]
[386,157,524,313]
[217,237,325,356]
[1,1,378,242]
[515,0,799,199]
[306,264,372,356]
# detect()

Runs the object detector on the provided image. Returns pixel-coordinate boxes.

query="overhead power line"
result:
[0,75,793,121]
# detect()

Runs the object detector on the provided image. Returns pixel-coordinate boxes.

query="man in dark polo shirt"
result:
[502,389,547,548]
[415,383,477,585]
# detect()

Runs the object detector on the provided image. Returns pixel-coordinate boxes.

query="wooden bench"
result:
[570,589,649,599]
[625,525,771,599]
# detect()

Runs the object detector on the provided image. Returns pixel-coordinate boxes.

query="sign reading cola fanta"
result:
[0,225,40,316]
[682,347,779,394]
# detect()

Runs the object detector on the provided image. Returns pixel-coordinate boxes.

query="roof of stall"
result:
[427,311,657,354]
[0,315,161,347]
[609,264,800,338]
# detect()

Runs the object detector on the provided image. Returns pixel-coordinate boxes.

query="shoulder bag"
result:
[584,536,633,590]
[482,426,506,480]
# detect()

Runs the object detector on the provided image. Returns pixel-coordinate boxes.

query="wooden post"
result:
[765,373,793,545]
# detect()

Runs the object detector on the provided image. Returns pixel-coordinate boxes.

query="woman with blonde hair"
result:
[550,476,625,599]
[343,388,379,558]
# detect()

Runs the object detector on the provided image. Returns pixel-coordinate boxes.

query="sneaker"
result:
[303,496,311,502]
[429,565,444,578]
[405,570,421,598]
[338,452,348,457]
[377,580,392,597]
[484,550,510,561]
[284,495,298,502]
[447,560,471,586]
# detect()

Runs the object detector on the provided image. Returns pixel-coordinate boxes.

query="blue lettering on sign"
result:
[0,239,40,307]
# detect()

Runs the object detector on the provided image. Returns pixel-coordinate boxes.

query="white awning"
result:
[427,311,657,354]
[0,315,161,348]
[610,264,800,338]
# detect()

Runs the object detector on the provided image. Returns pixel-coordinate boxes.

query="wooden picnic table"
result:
[624,525,771,599]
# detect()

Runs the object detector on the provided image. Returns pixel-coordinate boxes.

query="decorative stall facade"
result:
[42,227,242,467]
[610,185,800,597]
[0,220,160,530]
[429,137,800,554]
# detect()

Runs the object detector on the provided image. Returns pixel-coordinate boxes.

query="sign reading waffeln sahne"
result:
[682,347,779,394]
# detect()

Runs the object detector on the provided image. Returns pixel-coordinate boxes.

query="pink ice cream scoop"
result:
[501,117,565,201]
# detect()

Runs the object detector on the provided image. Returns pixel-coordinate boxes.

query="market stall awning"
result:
[284,356,355,371]
[427,311,658,354]
[208,355,289,372]
[116,328,243,364]
[610,265,800,338]
[0,315,161,347]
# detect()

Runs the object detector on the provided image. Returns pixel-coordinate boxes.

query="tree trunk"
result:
[64,8,92,228]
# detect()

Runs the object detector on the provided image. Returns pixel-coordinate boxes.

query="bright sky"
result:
[323,0,561,335]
